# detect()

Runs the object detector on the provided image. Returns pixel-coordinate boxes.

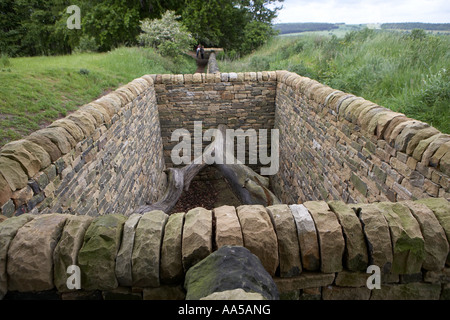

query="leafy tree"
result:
[137,11,194,57]
[182,0,283,54]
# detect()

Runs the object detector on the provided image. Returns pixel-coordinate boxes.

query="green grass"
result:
[0,47,196,147]
[219,29,450,134]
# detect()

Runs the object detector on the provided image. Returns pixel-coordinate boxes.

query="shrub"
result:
[137,11,194,58]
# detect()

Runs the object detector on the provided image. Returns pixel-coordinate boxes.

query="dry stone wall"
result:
[273,71,450,204]
[0,199,449,300]
[151,72,277,169]
[0,75,166,217]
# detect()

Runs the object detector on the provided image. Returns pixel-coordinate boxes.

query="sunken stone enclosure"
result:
[0,69,449,300]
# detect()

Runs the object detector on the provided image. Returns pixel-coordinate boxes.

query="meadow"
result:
[0,47,196,147]
[218,29,450,134]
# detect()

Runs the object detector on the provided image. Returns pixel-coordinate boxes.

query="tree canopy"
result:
[0,0,283,57]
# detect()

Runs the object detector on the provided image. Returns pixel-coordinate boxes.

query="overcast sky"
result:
[274,0,450,24]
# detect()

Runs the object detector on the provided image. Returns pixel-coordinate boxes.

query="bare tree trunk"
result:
[134,125,280,214]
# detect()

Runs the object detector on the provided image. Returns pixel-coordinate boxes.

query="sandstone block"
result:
[406,127,440,156]
[350,204,393,273]
[416,198,450,266]
[0,214,34,299]
[143,285,186,300]
[53,215,94,292]
[7,214,69,292]
[370,283,441,300]
[266,204,302,277]
[1,140,51,174]
[49,119,85,142]
[67,112,96,137]
[78,214,127,291]
[289,204,320,271]
[0,173,12,207]
[412,133,444,161]
[26,132,62,162]
[236,205,279,276]
[322,286,371,300]
[429,141,450,168]
[273,272,335,293]
[328,201,369,271]
[132,210,168,287]
[0,156,29,191]
[303,201,345,273]
[182,207,213,272]
[420,134,450,166]
[213,205,243,248]
[38,127,74,153]
[115,213,142,287]
[402,201,448,271]
[394,121,430,153]
[376,202,425,274]
[160,212,185,284]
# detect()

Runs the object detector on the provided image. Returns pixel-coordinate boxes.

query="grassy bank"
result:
[0,47,196,147]
[219,29,450,134]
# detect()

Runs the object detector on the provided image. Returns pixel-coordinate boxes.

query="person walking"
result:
[200,45,205,59]
[196,44,201,58]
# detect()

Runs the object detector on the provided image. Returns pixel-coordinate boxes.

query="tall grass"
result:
[0,47,196,146]
[219,29,450,133]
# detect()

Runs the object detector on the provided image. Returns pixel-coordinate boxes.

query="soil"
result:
[170,178,242,214]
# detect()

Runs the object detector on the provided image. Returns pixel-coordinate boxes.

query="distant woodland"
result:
[381,23,450,31]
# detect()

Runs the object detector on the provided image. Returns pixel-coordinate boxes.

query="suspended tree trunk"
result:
[134,124,280,214]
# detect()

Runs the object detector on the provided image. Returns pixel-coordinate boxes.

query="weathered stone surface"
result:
[335,271,370,287]
[370,283,441,300]
[303,201,345,273]
[440,151,450,176]
[328,201,368,271]
[322,286,371,300]
[201,288,266,300]
[406,127,440,156]
[266,204,302,277]
[0,214,34,299]
[7,214,69,292]
[0,156,28,191]
[236,205,279,276]
[102,287,142,300]
[394,122,430,153]
[1,140,51,173]
[160,212,185,284]
[182,207,213,272]
[0,173,12,207]
[26,132,62,162]
[184,246,279,300]
[402,201,448,271]
[421,135,450,166]
[37,127,73,154]
[274,272,335,293]
[376,202,425,274]
[429,141,450,168]
[213,205,244,248]
[115,214,142,287]
[289,204,320,271]
[412,133,445,161]
[49,119,85,142]
[78,214,127,291]
[67,112,96,137]
[416,198,450,266]
[351,204,394,273]
[143,285,186,300]
[53,215,94,292]
[132,210,168,288]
